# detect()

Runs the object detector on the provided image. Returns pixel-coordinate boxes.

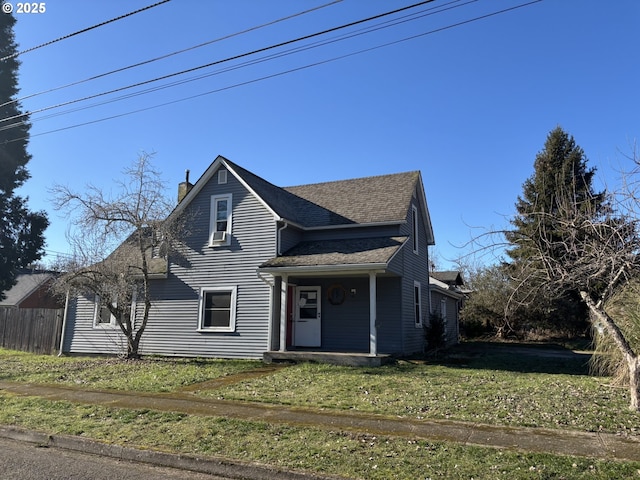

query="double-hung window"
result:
[198,287,237,332]
[93,295,116,328]
[414,281,422,328]
[412,205,419,255]
[209,194,232,246]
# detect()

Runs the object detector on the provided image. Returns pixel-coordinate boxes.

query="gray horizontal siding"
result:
[301,224,401,242]
[291,277,369,353]
[376,276,403,354]
[279,224,303,254]
[63,295,128,355]
[64,169,277,359]
[289,275,402,354]
[430,291,460,347]
[399,198,430,355]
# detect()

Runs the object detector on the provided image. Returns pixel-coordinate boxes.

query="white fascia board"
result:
[168,155,282,223]
[416,171,435,245]
[387,237,408,266]
[258,263,388,276]
[222,159,281,222]
[428,280,464,300]
[168,156,225,220]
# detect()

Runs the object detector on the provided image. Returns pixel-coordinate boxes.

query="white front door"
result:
[294,286,321,347]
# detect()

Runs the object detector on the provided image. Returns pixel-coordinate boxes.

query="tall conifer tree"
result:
[505,127,606,331]
[508,127,606,262]
[0,12,48,299]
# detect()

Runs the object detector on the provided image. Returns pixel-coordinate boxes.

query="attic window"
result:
[218,170,227,184]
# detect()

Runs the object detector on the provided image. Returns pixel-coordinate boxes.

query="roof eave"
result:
[168,155,283,223]
[303,220,405,231]
[258,263,389,276]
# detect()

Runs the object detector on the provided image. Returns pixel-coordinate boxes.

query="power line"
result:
[0,0,342,110]
[1,0,473,130]
[6,0,543,143]
[0,0,440,127]
[0,0,172,62]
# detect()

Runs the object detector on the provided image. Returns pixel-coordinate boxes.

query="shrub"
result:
[425,313,446,352]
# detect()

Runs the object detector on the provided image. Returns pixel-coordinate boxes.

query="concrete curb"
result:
[2,380,640,466]
[0,425,347,480]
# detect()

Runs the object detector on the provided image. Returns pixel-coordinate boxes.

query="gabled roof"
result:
[173,156,434,241]
[429,276,465,300]
[0,270,56,307]
[283,171,421,226]
[431,271,465,286]
[224,160,353,228]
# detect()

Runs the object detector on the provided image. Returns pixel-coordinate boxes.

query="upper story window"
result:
[414,281,422,328]
[412,204,419,255]
[209,193,232,246]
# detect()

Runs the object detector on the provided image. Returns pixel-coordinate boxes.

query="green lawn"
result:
[204,356,637,436]
[1,345,639,479]
[0,350,261,392]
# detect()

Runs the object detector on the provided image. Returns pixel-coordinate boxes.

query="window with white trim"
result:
[198,287,237,332]
[93,295,116,328]
[412,204,419,254]
[414,281,422,327]
[209,193,232,246]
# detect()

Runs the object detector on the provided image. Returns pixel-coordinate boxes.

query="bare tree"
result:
[52,153,183,358]
[506,172,640,410]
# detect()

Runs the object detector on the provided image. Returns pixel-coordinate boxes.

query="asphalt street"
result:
[0,437,231,480]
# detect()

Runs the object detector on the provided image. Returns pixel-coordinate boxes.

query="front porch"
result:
[263,350,393,367]
[258,236,414,363]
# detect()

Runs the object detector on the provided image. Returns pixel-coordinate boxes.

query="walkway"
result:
[1,379,639,466]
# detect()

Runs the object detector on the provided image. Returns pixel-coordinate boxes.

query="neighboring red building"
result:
[0,270,63,309]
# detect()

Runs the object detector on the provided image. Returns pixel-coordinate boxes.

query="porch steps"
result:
[263,351,392,367]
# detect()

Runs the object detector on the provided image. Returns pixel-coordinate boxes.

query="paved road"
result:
[0,437,230,480]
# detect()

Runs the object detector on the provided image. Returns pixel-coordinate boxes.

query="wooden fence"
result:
[0,308,64,355]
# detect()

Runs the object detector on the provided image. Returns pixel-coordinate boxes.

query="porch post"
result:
[279,274,288,352]
[369,271,377,356]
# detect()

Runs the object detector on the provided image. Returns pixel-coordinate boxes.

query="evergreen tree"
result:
[0,13,48,299]
[508,127,606,262]
[505,127,607,333]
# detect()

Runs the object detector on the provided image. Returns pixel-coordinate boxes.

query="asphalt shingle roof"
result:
[431,271,465,286]
[0,271,54,306]
[225,160,419,228]
[284,171,420,225]
[260,236,407,269]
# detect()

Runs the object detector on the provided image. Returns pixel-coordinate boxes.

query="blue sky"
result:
[8,0,640,269]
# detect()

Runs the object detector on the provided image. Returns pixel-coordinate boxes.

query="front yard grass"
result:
[1,344,639,479]
[1,393,639,480]
[0,349,261,392]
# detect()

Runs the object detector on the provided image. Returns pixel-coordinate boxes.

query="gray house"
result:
[429,273,465,347]
[61,156,435,364]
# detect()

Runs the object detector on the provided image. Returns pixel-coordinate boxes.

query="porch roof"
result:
[259,236,407,272]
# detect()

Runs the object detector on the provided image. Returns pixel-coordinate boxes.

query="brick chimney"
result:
[178,169,193,203]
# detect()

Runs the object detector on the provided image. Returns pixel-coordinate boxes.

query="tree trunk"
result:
[580,291,640,411]
[126,335,140,359]
[629,357,640,411]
